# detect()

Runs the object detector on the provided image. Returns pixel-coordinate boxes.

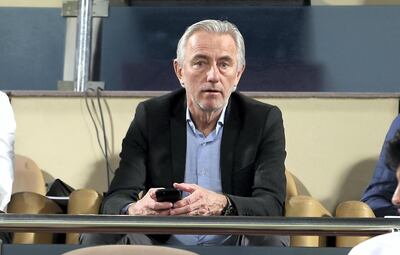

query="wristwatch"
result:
[221,196,237,216]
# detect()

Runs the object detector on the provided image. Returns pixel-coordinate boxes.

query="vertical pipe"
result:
[74,0,93,92]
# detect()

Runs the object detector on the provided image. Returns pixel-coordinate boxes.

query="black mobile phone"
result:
[155,188,182,203]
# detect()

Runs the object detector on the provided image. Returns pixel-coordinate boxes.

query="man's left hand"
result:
[170,183,227,216]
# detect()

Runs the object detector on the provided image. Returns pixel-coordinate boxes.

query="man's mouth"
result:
[202,89,221,94]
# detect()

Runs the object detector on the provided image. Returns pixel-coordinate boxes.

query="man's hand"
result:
[170,183,228,216]
[127,188,173,216]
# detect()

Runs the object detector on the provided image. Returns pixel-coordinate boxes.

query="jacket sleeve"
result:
[101,102,148,214]
[361,115,400,217]
[229,106,286,216]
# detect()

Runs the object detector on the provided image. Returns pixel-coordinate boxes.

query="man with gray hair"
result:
[82,19,287,246]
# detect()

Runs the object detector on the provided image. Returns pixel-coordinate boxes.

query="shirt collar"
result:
[186,105,227,135]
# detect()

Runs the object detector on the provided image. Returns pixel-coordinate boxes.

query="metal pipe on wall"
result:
[74,0,93,92]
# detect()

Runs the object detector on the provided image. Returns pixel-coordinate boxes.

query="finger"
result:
[170,205,191,215]
[171,199,202,215]
[153,201,173,210]
[174,183,197,193]
[170,198,200,215]
[156,209,171,216]
[188,207,210,216]
[173,192,199,208]
[148,188,164,200]
[187,209,200,216]
[185,200,210,216]
[143,208,170,216]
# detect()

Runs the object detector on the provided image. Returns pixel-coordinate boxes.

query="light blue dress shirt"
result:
[166,106,235,246]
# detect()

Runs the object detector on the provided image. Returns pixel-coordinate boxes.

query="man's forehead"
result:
[187,31,236,46]
[185,31,238,56]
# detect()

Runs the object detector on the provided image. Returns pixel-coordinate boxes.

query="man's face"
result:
[174,31,244,113]
[391,167,400,214]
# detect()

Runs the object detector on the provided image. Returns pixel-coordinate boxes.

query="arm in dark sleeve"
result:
[229,106,286,216]
[101,103,148,214]
[361,115,400,217]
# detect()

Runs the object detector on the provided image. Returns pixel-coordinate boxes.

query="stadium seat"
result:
[66,189,102,244]
[285,169,332,247]
[335,200,375,247]
[285,170,299,200]
[62,245,199,255]
[8,154,62,243]
[12,154,47,195]
[8,154,102,244]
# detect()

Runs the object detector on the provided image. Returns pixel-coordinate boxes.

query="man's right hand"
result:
[127,188,173,216]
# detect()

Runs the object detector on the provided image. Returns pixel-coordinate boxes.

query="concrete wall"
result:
[10,95,399,213]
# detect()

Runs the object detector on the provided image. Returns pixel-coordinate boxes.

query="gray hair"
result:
[176,19,246,68]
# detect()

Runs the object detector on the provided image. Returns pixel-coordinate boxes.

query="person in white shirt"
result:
[348,232,400,255]
[349,129,400,255]
[0,91,15,243]
[0,91,15,212]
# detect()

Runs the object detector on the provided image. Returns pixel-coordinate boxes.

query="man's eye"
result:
[194,61,205,67]
[220,62,230,69]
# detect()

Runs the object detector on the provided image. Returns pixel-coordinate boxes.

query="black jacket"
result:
[101,88,286,218]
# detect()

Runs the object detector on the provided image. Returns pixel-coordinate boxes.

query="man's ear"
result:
[235,64,245,84]
[173,59,183,83]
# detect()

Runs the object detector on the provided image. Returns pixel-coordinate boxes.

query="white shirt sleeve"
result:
[348,232,400,255]
[0,91,15,211]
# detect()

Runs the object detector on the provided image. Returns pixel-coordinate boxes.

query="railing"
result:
[1,214,399,236]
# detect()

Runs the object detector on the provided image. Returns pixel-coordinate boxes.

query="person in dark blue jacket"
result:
[361,115,400,216]
[349,128,400,255]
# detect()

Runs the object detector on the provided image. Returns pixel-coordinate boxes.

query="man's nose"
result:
[206,64,220,83]
[391,184,400,206]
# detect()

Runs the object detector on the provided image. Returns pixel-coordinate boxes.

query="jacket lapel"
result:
[220,97,240,194]
[170,96,186,184]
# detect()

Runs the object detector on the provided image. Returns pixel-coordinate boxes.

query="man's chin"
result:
[199,103,225,113]
[192,97,226,113]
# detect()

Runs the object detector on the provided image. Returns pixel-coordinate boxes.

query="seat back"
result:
[286,195,332,247]
[7,192,62,243]
[335,201,375,247]
[9,154,62,243]
[62,245,199,255]
[285,170,298,200]
[12,154,46,195]
[66,189,102,244]
[285,168,333,247]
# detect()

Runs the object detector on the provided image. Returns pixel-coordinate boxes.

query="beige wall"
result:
[266,97,398,211]
[11,96,398,213]
[0,0,61,7]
